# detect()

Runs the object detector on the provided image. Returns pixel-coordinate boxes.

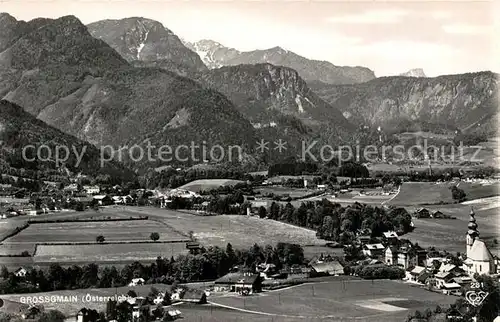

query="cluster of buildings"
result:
[413,208,456,219]
[0,182,158,218]
[360,208,498,295]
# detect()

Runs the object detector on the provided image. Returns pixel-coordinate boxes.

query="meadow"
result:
[403,199,500,255]
[114,207,328,249]
[256,186,320,199]
[34,243,188,264]
[5,220,187,244]
[209,279,457,322]
[178,179,245,193]
[388,181,499,206]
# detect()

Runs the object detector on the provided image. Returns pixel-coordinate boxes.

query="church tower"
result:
[466,207,479,257]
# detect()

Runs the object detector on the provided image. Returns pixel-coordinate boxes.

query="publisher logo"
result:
[465,290,489,307]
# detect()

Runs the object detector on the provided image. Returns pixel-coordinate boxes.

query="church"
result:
[463,208,498,276]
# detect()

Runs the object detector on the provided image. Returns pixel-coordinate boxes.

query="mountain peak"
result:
[0,12,17,23]
[86,18,207,73]
[185,39,375,84]
[399,68,426,78]
[268,46,288,53]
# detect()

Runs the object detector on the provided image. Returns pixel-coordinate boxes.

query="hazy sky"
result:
[1,0,497,77]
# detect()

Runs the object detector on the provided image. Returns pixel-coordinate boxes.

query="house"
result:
[14,267,27,277]
[214,272,261,294]
[385,246,398,265]
[180,289,207,304]
[382,231,399,243]
[362,243,385,258]
[358,235,371,245]
[92,195,112,206]
[431,210,444,218]
[257,263,277,279]
[64,184,80,195]
[397,248,419,269]
[432,271,453,288]
[441,282,462,295]
[128,277,145,287]
[310,260,344,276]
[165,309,182,320]
[414,208,431,218]
[83,185,100,195]
[451,276,472,287]
[439,264,465,277]
[76,308,100,322]
[406,266,427,283]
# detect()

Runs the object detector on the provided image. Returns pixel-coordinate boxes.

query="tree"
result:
[450,186,466,202]
[37,310,65,322]
[150,232,160,242]
[148,286,160,298]
[116,301,132,322]
[96,235,105,243]
[0,266,9,279]
[258,206,267,219]
[106,300,117,320]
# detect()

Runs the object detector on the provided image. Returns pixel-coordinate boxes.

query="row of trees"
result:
[0,242,303,295]
[265,199,413,243]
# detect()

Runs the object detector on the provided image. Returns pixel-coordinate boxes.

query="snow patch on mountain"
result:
[295,95,305,113]
[399,68,426,78]
[136,29,149,60]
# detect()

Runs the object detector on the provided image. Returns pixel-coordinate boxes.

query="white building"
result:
[83,185,100,195]
[128,277,145,287]
[14,267,27,277]
[463,208,497,276]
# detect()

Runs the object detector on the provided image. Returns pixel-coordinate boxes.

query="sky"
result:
[1,0,497,77]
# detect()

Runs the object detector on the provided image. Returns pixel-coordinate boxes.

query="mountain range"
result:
[0,13,498,174]
[184,39,376,85]
[309,72,499,135]
[0,15,257,169]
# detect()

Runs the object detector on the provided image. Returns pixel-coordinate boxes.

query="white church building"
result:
[463,208,498,276]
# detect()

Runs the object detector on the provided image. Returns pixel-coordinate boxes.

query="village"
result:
[0,165,499,322]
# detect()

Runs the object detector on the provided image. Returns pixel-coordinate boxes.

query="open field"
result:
[34,242,188,263]
[5,220,187,244]
[388,182,455,205]
[1,206,329,269]
[266,176,318,184]
[256,187,320,199]
[388,181,500,206]
[178,179,245,193]
[111,207,328,249]
[404,199,500,255]
[209,279,457,322]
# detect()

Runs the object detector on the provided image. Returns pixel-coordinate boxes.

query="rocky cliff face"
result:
[185,39,376,85]
[87,18,208,74]
[399,68,427,78]
[197,63,353,132]
[195,63,356,161]
[309,71,499,134]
